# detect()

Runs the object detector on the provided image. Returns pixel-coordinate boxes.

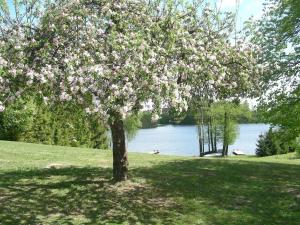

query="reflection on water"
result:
[128,124,270,156]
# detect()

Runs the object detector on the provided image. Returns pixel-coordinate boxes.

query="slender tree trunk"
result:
[214,126,217,152]
[225,145,229,156]
[207,121,211,152]
[110,116,128,181]
[222,111,228,156]
[199,107,205,155]
[210,117,214,152]
[198,108,204,157]
[225,113,229,156]
[203,127,205,155]
[198,124,203,157]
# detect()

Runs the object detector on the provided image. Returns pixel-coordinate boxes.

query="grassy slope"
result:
[0,141,299,225]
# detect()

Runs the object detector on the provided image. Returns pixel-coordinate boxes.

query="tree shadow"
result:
[132,159,300,225]
[0,159,299,224]
[0,166,181,225]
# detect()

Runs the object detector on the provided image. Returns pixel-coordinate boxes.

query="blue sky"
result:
[215,0,265,30]
[210,1,265,108]
[6,0,264,29]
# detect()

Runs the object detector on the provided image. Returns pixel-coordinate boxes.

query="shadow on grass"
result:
[0,159,300,225]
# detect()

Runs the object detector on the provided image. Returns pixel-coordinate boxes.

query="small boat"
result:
[233,150,245,155]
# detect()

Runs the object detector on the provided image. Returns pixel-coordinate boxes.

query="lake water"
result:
[128,124,270,156]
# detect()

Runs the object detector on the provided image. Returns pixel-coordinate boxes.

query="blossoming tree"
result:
[1,0,194,181]
[179,6,262,156]
[0,0,260,181]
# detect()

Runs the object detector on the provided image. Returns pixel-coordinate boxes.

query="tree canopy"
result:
[0,0,261,180]
[247,0,299,142]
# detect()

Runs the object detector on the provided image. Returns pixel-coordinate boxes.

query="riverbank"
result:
[0,141,299,224]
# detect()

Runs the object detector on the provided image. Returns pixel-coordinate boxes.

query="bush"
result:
[0,100,34,141]
[295,136,300,157]
[1,100,109,149]
[35,103,109,149]
[256,128,293,157]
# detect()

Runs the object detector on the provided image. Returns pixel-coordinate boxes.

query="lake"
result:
[128,124,270,156]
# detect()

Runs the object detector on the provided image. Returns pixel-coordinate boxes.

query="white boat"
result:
[233,150,245,155]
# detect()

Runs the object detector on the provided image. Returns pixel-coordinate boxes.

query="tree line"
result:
[158,101,262,126]
[0,99,109,149]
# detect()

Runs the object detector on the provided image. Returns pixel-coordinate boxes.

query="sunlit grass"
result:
[0,141,299,224]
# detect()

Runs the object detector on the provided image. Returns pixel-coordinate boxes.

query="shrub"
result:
[1,100,109,149]
[256,130,276,157]
[0,100,34,141]
[256,128,294,157]
[295,136,300,157]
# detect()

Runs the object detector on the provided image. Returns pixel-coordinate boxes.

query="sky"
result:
[217,0,265,108]
[215,0,265,30]
[6,0,265,30]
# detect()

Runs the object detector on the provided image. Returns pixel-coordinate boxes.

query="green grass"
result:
[0,141,299,225]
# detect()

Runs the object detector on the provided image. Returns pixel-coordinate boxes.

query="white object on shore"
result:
[149,150,160,154]
[233,150,245,155]
[204,153,222,157]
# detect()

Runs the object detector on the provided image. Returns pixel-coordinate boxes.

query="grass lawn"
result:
[0,141,299,225]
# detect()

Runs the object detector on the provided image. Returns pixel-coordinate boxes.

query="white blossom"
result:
[0,102,4,112]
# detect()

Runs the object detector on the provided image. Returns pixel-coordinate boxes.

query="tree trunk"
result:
[210,117,214,152]
[225,144,229,156]
[201,112,205,153]
[198,108,205,157]
[222,111,228,156]
[199,125,204,157]
[214,126,217,153]
[207,121,211,152]
[110,116,128,181]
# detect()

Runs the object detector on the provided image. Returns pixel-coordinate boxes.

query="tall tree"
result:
[207,102,241,156]
[1,0,260,180]
[246,0,300,141]
[0,0,192,181]
[185,4,261,156]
